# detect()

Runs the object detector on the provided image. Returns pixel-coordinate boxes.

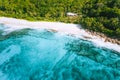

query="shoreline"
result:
[0,17,120,52]
[85,30,120,45]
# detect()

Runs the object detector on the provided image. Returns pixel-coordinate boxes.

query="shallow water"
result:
[0,24,120,80]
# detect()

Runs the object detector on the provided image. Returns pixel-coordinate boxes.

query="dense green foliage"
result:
[0,0,87,22]
[0,0,120,38]
[81,0,120,38]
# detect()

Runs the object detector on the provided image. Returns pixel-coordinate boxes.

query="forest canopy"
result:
[81,0,120,38]
[0,0,86,21]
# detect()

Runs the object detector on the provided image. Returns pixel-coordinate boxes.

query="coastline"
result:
[0,17,120,52]
[86,30,120,45]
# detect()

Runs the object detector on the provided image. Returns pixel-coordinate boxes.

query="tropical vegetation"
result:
[0,0,120,39]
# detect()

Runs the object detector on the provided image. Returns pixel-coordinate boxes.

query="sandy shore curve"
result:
[0,17,120,52]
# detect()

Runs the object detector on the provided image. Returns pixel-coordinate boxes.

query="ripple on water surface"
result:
[0,24,120,80]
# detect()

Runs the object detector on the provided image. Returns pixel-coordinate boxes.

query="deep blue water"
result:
[0,24,120,80]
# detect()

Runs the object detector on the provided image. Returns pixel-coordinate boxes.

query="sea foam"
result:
[0,17,120,52]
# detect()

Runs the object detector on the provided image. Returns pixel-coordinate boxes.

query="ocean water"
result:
[0,24,120,80]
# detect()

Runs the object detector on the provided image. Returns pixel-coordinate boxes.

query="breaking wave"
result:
[0,23,120,80]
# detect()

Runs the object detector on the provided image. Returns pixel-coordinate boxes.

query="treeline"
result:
[81,0,120,38]
[0,0,120,38]
[0,0,87,21]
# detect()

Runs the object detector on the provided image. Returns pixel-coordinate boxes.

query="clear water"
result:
[0,24,120,80]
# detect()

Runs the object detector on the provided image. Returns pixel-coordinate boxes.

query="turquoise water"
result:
[0,24,120,80]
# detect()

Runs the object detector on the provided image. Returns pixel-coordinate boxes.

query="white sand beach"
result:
[0,17,120,52]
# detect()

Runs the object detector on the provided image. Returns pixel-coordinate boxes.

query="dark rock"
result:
[47,29,58,33]
[83,36,92,39]
[85,30,120,45]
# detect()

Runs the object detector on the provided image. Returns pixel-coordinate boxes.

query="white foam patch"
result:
[0,45,21,65]
[0,17,120,52]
